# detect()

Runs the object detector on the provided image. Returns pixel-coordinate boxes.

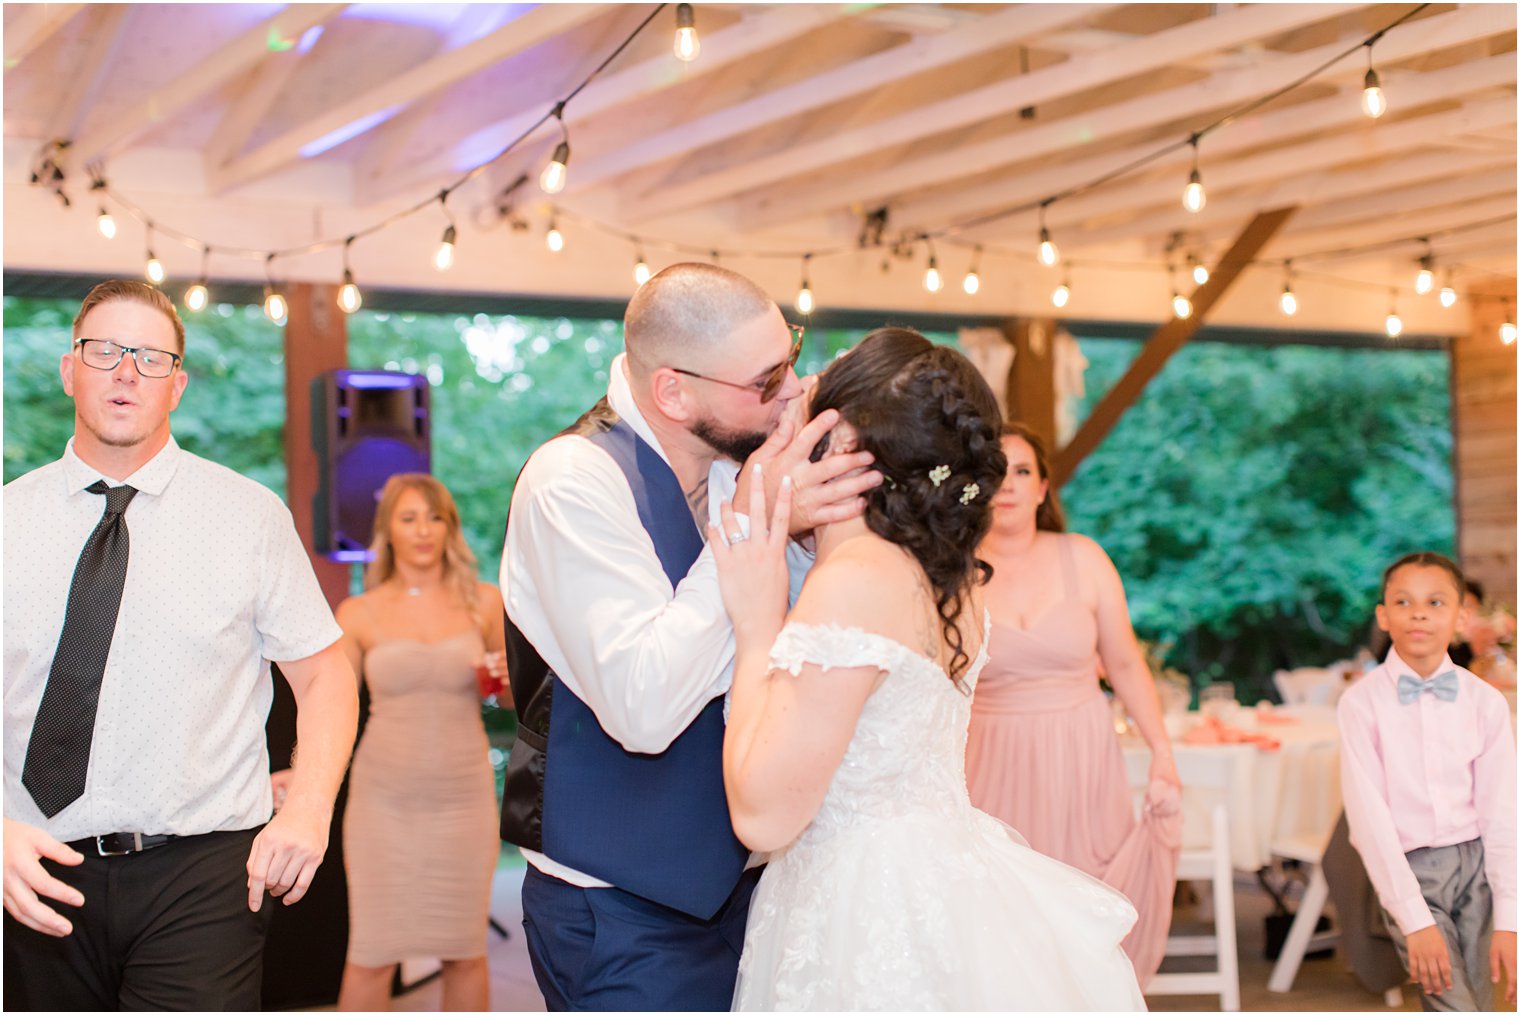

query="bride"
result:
[712,328,1147,1011]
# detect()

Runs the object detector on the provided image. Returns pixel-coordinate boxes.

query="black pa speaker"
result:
[312,370,430,560]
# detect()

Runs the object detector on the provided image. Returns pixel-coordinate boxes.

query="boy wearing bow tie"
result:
[1340,552,1516,1010]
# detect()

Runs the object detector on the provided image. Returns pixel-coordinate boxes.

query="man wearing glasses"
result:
[3,280,357,1008]
[501,262,880,1010]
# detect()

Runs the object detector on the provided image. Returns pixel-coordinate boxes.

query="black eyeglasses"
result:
[672,323,804,404]
[74,339,182,378]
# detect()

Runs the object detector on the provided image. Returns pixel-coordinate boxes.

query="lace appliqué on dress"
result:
[767,622,909,678]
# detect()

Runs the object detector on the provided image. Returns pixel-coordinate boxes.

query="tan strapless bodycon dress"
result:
[343,630,498,966]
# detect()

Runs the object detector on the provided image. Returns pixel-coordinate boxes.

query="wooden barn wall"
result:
[1452,278,1518,608]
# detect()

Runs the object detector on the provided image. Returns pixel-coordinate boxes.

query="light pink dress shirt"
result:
[1338,648,1516,934]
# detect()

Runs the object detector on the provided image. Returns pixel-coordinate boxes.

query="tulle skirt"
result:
[733,805,1147,1011]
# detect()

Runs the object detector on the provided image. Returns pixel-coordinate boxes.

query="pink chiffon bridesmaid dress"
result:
[965,534,1181,985]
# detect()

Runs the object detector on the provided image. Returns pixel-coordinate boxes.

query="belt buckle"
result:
[96,832,142,856]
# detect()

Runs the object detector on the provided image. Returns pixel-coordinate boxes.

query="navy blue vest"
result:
[500,400,749,919]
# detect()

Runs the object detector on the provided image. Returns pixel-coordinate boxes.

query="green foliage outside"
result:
[1063,338,1453,695]
[4,296,1452,704]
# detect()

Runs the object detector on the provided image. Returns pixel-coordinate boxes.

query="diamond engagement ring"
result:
[727,531,749,545]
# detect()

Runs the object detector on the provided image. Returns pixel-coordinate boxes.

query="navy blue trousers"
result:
[521,865,762,1012]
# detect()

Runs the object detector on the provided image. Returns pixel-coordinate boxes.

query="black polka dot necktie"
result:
[22,481,138,818]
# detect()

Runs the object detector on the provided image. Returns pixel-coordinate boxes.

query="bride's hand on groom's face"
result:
[736,409,882,538]
[711,464,793,640]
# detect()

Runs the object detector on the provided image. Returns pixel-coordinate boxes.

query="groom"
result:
[500,263,879,1010]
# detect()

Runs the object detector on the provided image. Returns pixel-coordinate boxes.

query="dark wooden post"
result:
[1051,206,1297,486]
[1002,317,1059,451]
[282,282,349,608]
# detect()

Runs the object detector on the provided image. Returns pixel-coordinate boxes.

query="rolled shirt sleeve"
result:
[504,437,738,754]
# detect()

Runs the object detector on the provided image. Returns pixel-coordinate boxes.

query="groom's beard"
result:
[691,415,768,463]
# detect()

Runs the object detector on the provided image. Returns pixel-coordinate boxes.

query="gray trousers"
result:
[1383,838,1493,1012]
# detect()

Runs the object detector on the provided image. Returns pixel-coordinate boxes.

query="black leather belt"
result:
[65,832,178,856]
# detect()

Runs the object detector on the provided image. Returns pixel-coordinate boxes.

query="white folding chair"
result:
[1127,748,1242,1011]
[1266,830,1338,993]
[1272,666,1344,706]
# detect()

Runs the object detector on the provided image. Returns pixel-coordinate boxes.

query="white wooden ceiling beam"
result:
[4,3,85,73]
[355,4,863,206]
[1063,150,1515,251]
[623,2,1368,223]
[209,3,608,195]
[68,4,348,166]
[46,5,132,144]
[1263,167,1516,238]
[1264,194,1518,260]
[563,4,1115,195]
[1014,98,1514,265]
[778,7,1517,232]
[203,23,326,173]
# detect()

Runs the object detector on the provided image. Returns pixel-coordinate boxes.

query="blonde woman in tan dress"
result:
[334,474,508,1011]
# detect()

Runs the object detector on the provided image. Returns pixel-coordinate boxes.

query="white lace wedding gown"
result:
[732,618,1148,1011]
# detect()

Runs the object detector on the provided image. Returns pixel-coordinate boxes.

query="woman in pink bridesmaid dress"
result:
[965,422,1182,986]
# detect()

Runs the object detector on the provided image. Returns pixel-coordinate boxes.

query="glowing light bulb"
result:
[673,3,699,62]
[1439,286,1457,308]
[796,284,814,315]
[338,270,362,314]
[185,281,209,312]
[1280,287,1298,317]
[264,289,287,324]
[546,224,564,253]
[1362,69,1386,119]
[634,256,651,286]
[962,269,980,295]
[1501,320,1517,345]
[97,207,116,240]
[1051,281,1070,308]
[1415,267,1433,295]
[434,225,456,272]
[1037,228,1058,267]
[1183,169,1206,213]
[145,253,165,285]
[1172,292,1193,319]
[924,257,942,293]
[1192,261,1210,286]
[540,142,569,195]
[1385,311,1403,338]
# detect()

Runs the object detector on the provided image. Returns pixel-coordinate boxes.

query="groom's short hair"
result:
[624,263,774,376]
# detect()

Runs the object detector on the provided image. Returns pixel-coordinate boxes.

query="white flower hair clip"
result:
[960,482,980,505]
[929,464,951,487]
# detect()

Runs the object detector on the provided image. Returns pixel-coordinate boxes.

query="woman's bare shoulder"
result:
[793,536,920,629]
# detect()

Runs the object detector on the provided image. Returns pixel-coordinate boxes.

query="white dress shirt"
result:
[4,437,342,841]
[503,354,811,886]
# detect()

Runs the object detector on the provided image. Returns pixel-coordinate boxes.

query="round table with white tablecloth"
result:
[1122,704,1342,871]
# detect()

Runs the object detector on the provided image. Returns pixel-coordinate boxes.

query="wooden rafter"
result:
[1062,148,1515,253]
[46,5,132,143]
[563,4,1115,195]
[974,95,1516,253]
[1050,207,1298,487]
[355,4,865,205]
[209,3,607,194]
[877,25,1519,234]
[624,3,1366,222]
[3,3,85,72]
[68,4,348,166]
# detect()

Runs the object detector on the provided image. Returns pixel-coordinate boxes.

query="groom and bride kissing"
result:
[499,262,1146,1011]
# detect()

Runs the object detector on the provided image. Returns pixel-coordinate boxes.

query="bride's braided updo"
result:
[809,328,1008,683]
